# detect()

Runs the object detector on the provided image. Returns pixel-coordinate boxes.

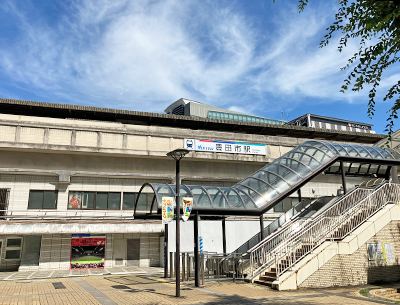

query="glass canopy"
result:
[135,141,399,215]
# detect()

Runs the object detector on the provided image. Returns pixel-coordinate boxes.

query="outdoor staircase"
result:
[246,181,400,289]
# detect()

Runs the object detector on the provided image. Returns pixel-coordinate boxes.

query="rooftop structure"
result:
[164,98,286,125]
[286,113,375,134]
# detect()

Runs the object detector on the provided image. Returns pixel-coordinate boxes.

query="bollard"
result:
[187,254,190,280]
[201,254,204,285]
[217,257,220,282]
[182,253,185,282]
[170,252,173,278]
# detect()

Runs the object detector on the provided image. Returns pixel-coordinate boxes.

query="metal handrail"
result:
[247,184,373,278]
[231,197,316,255]
[272,182,398,280]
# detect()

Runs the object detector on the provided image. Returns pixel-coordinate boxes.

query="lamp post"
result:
[167,148,189,298]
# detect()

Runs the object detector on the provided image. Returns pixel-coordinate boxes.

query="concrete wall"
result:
[299,220,400,288]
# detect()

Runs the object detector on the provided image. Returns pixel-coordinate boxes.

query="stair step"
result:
[254,279,273,287]
[259,275,276,281]
[264,271,275,276]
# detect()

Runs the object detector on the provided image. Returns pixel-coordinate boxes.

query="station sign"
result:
[184,139,266,155]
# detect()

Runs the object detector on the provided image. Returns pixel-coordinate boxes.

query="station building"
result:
[0,97,386,278]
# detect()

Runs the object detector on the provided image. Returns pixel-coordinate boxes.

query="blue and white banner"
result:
[184,139,266,155]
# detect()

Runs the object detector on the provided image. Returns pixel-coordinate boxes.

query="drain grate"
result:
[52,282,66,289]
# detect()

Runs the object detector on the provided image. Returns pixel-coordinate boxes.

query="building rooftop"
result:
[0,97,384,143]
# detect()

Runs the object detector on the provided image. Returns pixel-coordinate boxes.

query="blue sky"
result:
[0,0,398,134]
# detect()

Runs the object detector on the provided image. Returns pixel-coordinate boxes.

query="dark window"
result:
[28,191,57,209]
[123,193,136,210]
[68,192,121,210]
[7,238,21,247]
[5,250,20,259]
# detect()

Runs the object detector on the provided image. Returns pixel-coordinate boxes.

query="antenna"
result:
[281,111,284,124]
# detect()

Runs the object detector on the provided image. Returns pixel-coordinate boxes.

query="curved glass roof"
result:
[135,141,399,215]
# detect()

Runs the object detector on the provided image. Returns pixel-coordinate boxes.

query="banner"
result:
[70,237,105,269]
[182,197,193,222]
[162,197,174,224]
[184,139,266,155]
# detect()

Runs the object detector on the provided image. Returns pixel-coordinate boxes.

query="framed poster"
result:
[367,243,383,261]
[68,191,82,209]
[70,237,105,269]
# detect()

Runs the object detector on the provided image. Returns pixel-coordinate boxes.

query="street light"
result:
[167,148,190,298]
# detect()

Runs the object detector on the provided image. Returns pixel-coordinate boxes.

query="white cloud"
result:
[0,0,397,116]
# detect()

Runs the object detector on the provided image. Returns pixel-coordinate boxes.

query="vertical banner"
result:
[162,197,174,224]
[70,237,105,269]
[182,197,193,222]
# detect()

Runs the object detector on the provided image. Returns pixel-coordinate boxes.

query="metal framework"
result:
[134,141,400,217]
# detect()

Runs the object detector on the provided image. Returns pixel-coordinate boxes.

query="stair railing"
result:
[273,182,400,280]
[232,197,316,255]
[248,186,362,278]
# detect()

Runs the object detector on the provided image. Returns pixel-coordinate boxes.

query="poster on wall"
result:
[182,197,193,222]
[367,243,383,261]
[162,197,174,224]
[70,237,105,269]
[68,191,82,209]
[382,242,396,264]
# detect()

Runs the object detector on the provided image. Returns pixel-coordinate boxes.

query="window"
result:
[5,238,22,260]
[123,193,136,210]
[123,192,154,211]
[68,191,121,210]
[28,190,58,209]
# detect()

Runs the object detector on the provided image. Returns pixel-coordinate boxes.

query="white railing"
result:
[272,182,400,279]
[248,186,374,278]
[0,209,136,221]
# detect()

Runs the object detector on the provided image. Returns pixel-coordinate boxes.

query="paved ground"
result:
[0,266,163,281]
[0,273,393,304]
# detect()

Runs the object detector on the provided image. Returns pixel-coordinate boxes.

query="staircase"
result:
[248,181,400,288]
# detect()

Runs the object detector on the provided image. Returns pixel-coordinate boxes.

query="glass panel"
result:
[234,188,258,208]
[204,187,228,208]
[29,191,43,209]
[123,193,136,210]
[341,144,360,157]
[82,192,95,209]
[136,193,148,211]
[304,141,335,157]
[5,250,20,259]
[364,146,383,158]
[7,238,21,247]
[221,188,244,209]
[273,158,312,178]
[108,193,121,209]
[261,164,302,185]
[239,178,279,202]
[359,164,370,174]
[348,163,359,174]
[378,165,388,175]
[284,152,321,169]
[282,197,292,212]
[330,143,348,156]
[274,201,283,212]
[96,193,108,209]
[43,191,57,209]
[254,171,292,192]
[352,145,371,157]
[235,185,267,208]
[153,184,175,209]
[187,186,212,208]
[20,235,41,267]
